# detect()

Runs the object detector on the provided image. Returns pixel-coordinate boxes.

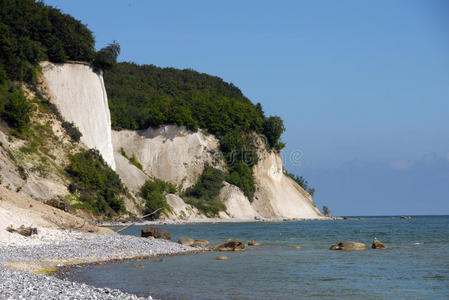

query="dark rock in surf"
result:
[192,239,210,247]
[141,227,171,240]
[372,239,387,249]
[329,241,366,251]
[178,237,194,246]
[214,238,246,252]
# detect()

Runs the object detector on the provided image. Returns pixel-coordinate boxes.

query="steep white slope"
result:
[112,124,322,219]
[112,125,221,189]
[220,183,260,219]
[40,61,116,169]
[252,150,323,219]
[164,194,206,220]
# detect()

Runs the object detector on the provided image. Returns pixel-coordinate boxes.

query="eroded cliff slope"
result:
[32,61,321,220]
[113,124,322,219]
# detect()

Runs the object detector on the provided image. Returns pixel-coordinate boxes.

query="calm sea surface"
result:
[66,216,449,299]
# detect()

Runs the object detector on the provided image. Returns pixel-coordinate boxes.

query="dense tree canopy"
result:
[0,0,96,81]
[104,62,286,199]
[0,0,291,214]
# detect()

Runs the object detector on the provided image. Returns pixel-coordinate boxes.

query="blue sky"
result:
[44,0,449,215]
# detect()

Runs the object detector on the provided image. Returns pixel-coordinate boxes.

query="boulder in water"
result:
[192,239,210,247]
[141,227,171,240]
[178,237,195,246]
[214,238,246,252]
[216,255,229,260]
[329,241,366,251]
[372,239,387,249]
[248,240,261,246]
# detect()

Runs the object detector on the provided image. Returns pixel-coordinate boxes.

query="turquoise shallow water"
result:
[67,216,449,299]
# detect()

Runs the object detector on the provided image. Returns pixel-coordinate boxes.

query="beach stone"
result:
[192,239,210,247]
[216,255,229,260]
[248,240,261,246]
[178,237,194,246]
[329,241,366,251]
[6,225,38,237]
[372,239,387,249]
[214,238,246,252]
[141,227,171,240]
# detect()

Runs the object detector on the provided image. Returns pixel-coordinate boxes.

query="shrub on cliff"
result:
[0,80,31,138]
[62,121,82,143]
[184,166,226,217]
[285,171,316,196]
[140,179,175,219]
[66,149,126,217]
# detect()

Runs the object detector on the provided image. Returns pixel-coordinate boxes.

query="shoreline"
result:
[0,228,206,299]
[102,216,337,227]
[0,216,341,299]
[53,249,207,280]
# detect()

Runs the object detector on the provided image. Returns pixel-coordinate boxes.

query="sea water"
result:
[66,216,449,299]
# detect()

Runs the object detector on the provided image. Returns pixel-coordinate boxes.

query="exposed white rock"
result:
[252,150,323,219]
[164,194,205,220]
[113,152,148,191]
[220,182,260,219]
[40,61,116,169]
[112,125,221,190]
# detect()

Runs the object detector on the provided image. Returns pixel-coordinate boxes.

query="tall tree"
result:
[93,40,120,72]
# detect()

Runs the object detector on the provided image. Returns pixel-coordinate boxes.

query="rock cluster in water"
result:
[329,241,367,251]
[214,238,246,252]
[141,227,171,240]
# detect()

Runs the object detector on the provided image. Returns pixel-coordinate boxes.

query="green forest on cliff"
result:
[0,0,296,217]
[0,0,127,217]
[104,63,286,199]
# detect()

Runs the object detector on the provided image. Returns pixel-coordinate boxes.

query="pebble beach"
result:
[0,228,198,299]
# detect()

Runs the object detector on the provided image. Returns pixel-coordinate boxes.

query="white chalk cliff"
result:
[113,125,322,219]
[40,61,116,169]
[252,150,322,218]
[112,125,222,190]
[38,62,322,219]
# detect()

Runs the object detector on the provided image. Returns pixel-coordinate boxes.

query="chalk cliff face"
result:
[112,125,322,219]
[112,126,222,190]
[40,62,116,170]
[36,62,321,220]
[252,150,322,218]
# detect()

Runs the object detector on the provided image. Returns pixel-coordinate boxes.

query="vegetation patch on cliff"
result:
[183,166,226,217]
[104,63,286,199]
[285,171,315,197]
[66,149,126,217]
[140,179,176,219]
